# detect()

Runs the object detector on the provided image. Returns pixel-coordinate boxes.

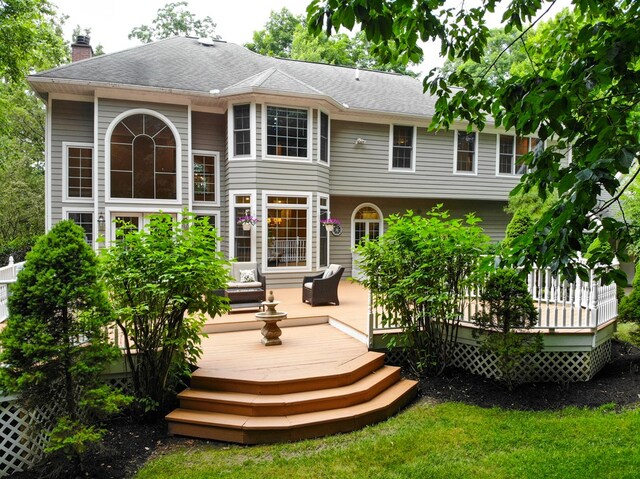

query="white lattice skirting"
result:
[451,340,612,383]
[0,374,133,478]
[383,340,612,384]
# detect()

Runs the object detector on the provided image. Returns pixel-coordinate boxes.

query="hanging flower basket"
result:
[321,217,341,232]
[237,215,259,230]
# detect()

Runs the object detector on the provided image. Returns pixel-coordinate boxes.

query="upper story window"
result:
[233,104,251,156]
[319,112,329,164]
[193,152,219,204]
[266,106,308,159]
[110,113,177,199]
[390,125,415,171]
[66,144,93,199]
[498,135,541,175]
[455,131,477,174]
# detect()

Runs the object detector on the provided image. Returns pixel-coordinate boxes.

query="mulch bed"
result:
[12,340,640,479]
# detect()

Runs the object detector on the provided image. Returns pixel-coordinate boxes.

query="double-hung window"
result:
[66,144,93,199]
[233,104,251,156]
[319,112,329,164]
[266,106,308,159]
[498,135,541,175]
[67,212,93,245]
[193,152,219,204]
[455,131,477,174]
[390,125,415,171]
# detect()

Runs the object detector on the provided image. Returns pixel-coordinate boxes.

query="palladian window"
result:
[110,113,177,199]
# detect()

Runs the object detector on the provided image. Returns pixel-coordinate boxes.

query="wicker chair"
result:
[302,264,344,306]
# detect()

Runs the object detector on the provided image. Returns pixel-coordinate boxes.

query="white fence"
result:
[369,264,619,335]
[0,258,25,323]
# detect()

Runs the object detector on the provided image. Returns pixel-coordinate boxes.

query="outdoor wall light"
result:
[98,214,105,229]
[355,138,367,145]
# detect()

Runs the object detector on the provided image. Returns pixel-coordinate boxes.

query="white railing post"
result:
[367,290,374,348]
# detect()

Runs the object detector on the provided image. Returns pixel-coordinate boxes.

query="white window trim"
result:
[104,207,181,246]
[62,207,94,248]
[317,109,330,167]
[262,190,313,273]
[388,124,417,173]
[192,150,220,206]
[228,190,257,262]
[350,202,384,249]
[317,193,330,270]
[227,102,256,160]
[105,108,182,204]
[453,130,478,176]
[261,104,313,163]
[62,142,94,203]
[495,134,541,177]
[193,210,221,251]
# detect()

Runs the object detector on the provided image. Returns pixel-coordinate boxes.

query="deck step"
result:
[178,365,401,416]
[167,378,418,444]
[190,351,386,394]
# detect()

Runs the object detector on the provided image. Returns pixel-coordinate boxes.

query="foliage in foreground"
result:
[356,208,489,376]
[473,269,542,389]
[308,1,638,285]
[135,401,640,479]
[0,221,126,470]
[101,213,230,418]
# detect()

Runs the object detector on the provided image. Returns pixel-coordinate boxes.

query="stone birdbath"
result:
[255,290,287,346]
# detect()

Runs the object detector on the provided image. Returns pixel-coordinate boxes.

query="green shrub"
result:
[356,207,489,377]
[503,210,532,249]
[473,268,542,389]
[0,220,127,472]
[618,268,640,323]
[101,213,230,419]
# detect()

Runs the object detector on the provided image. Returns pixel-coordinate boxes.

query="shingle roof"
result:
[30,37,437,117]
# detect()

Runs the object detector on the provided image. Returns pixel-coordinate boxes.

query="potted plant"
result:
[321,217,341,233]
[237,214,259,231]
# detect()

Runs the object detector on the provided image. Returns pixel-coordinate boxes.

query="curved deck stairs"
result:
[166,349,418,444]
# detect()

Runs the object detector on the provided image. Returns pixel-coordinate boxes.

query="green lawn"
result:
[136,401,640,479]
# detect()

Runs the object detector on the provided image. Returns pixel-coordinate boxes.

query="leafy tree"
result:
[441,28,526,86]
[472,269,542,389]
[0,0,68,83]
[101,213,230,419]
[129,1,219,43]
[246,7,301,58]
[0,221,127,472]
[356,208,489,377]
[307,0,640,285]
[248,8,414,74]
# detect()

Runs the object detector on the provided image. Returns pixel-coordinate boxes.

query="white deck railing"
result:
[0,258,25,323]
[268,238,307,265]
[369,263,619,336]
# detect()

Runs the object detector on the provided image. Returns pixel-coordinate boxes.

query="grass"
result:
[136,401,640,479]
[615,322,640,348]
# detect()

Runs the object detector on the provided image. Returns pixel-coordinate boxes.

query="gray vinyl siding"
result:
[329,120,520,200]
[50,100,94,223]
[329,196,510,278]
[96,99,189,213]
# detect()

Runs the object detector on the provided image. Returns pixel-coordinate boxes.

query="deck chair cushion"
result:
[240,269,256,283]
[322,264,341,279]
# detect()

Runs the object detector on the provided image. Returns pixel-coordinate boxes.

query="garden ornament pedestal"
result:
[255,291,287,346]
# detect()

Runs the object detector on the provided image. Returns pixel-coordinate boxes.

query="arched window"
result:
[110,113,177,199]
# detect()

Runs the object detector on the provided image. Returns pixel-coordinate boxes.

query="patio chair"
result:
[302,264,344,306]
[225,262,266,308]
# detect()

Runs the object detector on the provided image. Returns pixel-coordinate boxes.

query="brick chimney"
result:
[71,35,93,62]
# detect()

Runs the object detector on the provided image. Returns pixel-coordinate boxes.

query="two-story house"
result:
[28,36,534,286]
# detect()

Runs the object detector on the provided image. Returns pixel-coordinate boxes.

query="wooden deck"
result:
[204,280,369,336]
[167,298,418,444]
